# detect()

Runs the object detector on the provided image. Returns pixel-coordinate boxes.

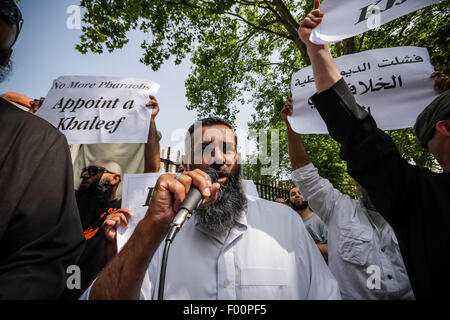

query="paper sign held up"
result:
[310,0,442,45]
[289,46,437,134]
[35,75,160,144]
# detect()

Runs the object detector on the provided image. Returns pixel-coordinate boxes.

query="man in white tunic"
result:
[83,117,340,300]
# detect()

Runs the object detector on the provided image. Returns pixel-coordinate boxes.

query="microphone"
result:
[165,167,218,242]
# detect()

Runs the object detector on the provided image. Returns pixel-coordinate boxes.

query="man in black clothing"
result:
[77,160,123,240]
[61,160,129,299]
[0,0,85,299]
[297,0,449,299]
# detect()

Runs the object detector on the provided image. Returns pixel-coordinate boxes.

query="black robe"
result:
[311,78,450,299]
[0,98,85,299]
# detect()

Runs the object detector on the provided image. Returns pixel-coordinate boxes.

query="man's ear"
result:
[111,174,121,185]
[435,119,450,137]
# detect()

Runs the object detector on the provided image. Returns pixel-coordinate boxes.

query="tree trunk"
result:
[271,0,311,65]
[343,37,356,54]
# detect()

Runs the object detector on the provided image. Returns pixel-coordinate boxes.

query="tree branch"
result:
[258,61,300,72]
[268,0,310,65]
[224,11,291,40]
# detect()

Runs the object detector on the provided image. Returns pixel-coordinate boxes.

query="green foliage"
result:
[78,0,449,197]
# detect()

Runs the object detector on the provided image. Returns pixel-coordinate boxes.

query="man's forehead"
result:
[196,124,236,143]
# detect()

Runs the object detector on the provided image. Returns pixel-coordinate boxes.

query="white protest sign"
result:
[310,0,442,45]
[243,180,259,198]
[117,173,162,251]
[289,46,437,134]
[35,75,160,144]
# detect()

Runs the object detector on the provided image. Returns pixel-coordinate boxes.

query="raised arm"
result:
[144,95,161,173]
[295,1,407,227]
[281,98,310,170]
[298,0,341,93]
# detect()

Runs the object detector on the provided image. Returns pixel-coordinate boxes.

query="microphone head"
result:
[202,167,219,184]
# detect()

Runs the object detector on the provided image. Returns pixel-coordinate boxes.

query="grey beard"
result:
[194,169,247,235]
[0,59,13,83]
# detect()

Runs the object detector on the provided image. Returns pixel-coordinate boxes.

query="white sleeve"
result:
[78,280,93,300]
[292,211,341,300]
[291,163,344,225]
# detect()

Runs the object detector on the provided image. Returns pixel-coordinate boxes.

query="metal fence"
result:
[244,170,291,201]
[160,147,181,173]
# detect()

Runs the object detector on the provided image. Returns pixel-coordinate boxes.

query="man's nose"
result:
[210,146,226,165]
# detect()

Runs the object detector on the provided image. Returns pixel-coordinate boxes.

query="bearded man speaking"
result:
[81,117,340,300]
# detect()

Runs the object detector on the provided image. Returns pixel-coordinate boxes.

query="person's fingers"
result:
[116,213,129,227]
[282,105,292,116]
[430,71,443,78]
[442,79,450,93]
[109,216,122,227]
[311,8,323,17]
[162,177,188,211]
[175,174,193,196]
[184,169,212,198]
[103,217,118,228]
[202,182,221,206]
[102,220,118,240]
[104,227,116,241]
[191,168,213,187]
[146,95,158,106]
[301,17,320,29]
[286,99,293,109]
[434,75,445,91]
[115,208,133,217]
[313,0,321,10]
[307,12,322,23]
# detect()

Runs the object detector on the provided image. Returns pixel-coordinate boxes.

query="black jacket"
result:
[311,78,450,299]
[0,98,85,299]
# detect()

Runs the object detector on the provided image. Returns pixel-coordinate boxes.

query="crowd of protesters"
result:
[1,0,449,300]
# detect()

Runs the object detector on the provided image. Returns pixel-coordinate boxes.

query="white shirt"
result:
[82,194,341,300]
[292,163,414,300]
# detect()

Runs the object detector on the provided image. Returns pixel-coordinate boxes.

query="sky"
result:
[0,0,257,158]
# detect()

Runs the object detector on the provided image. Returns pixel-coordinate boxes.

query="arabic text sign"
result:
[310,0,442,45]
[35,76,160,144]
[117,173,162,251]
[290,46,437,134]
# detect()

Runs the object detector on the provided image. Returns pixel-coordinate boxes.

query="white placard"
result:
[290,46,437,134]
[310,0,442,45]
[243,180,259,198]
[117,173,162,251]
[35,75,160,144]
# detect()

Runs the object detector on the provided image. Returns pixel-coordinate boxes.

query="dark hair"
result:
[188,117,234,136]
[288,185,298,194]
